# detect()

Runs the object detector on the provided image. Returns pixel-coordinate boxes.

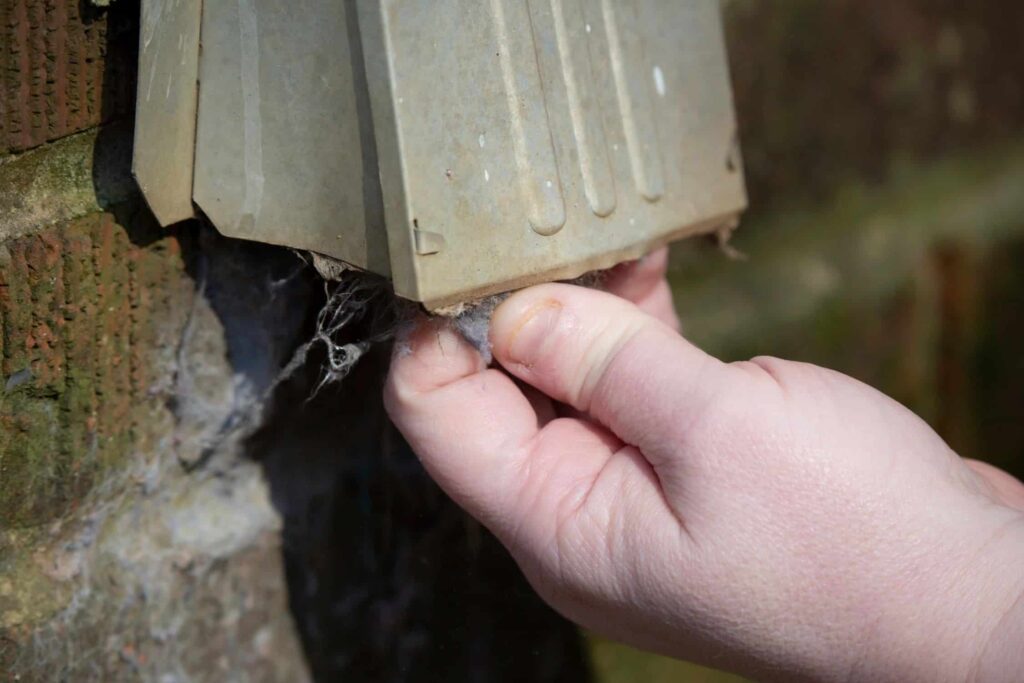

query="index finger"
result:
[602,247,680,330]
[384,319,624,541]
[385,320,539,524]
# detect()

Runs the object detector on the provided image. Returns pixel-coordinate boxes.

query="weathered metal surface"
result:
[140,0,746,308]
[191,0,391,273]
[132,0,202,225]
[369,0,746,307]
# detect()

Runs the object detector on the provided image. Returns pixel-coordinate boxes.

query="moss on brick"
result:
[0,126,135,244]
[0,210,193,529]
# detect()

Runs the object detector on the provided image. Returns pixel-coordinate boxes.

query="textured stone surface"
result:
[0,123,136,242]
[0,205,188,528]
[0,222,316,682]
[0,0,136,155]
[0,209,591,681]
[1,473,311,682]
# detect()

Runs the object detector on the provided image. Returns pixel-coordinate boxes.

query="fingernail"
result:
[502,300,562,365]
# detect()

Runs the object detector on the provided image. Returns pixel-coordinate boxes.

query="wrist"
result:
[968,543,1024,682]
[852,510,1024,683]
[919,513,1024,683]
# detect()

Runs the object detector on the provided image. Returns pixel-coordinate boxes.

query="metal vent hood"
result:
[134,0,746,310]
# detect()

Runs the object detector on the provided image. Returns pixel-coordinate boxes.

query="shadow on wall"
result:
[89,0,147,238]
[244,292,592,682]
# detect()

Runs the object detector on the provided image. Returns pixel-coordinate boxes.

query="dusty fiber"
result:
[303,253,611,383]
[446,293,510,364]
[443,271,606,362]
[312,276,398,386]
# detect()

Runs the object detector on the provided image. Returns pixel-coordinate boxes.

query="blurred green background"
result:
[592,0,1024,679]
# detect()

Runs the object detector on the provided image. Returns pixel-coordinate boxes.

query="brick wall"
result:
[0,0,136,155]
[0,208,193,527]
[0,3,315,680]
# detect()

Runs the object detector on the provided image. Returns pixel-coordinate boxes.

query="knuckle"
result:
[576,316,646,411]
[735,355,803,393]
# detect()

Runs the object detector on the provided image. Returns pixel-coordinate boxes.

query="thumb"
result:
[489,283,730,462]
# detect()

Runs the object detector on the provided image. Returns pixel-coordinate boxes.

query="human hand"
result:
[384,249,1024,682]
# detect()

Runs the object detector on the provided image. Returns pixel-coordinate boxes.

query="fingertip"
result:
[644,279,681,332]
[603,248,680,330]
[489,283,650,410]
[387,317,486,402]
[486,281,720,456]
[490,287,567,368]
[605,247,670,293]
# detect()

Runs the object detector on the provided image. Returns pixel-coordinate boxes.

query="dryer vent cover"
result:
[134,0,746,309]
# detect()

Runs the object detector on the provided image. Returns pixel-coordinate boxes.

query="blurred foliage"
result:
[590,636,746,683]
[725,0,1024,214]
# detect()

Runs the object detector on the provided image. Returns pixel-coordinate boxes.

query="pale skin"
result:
[384,248,1024,682]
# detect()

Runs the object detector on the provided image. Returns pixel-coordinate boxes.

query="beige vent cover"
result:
[134,0,746,310]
